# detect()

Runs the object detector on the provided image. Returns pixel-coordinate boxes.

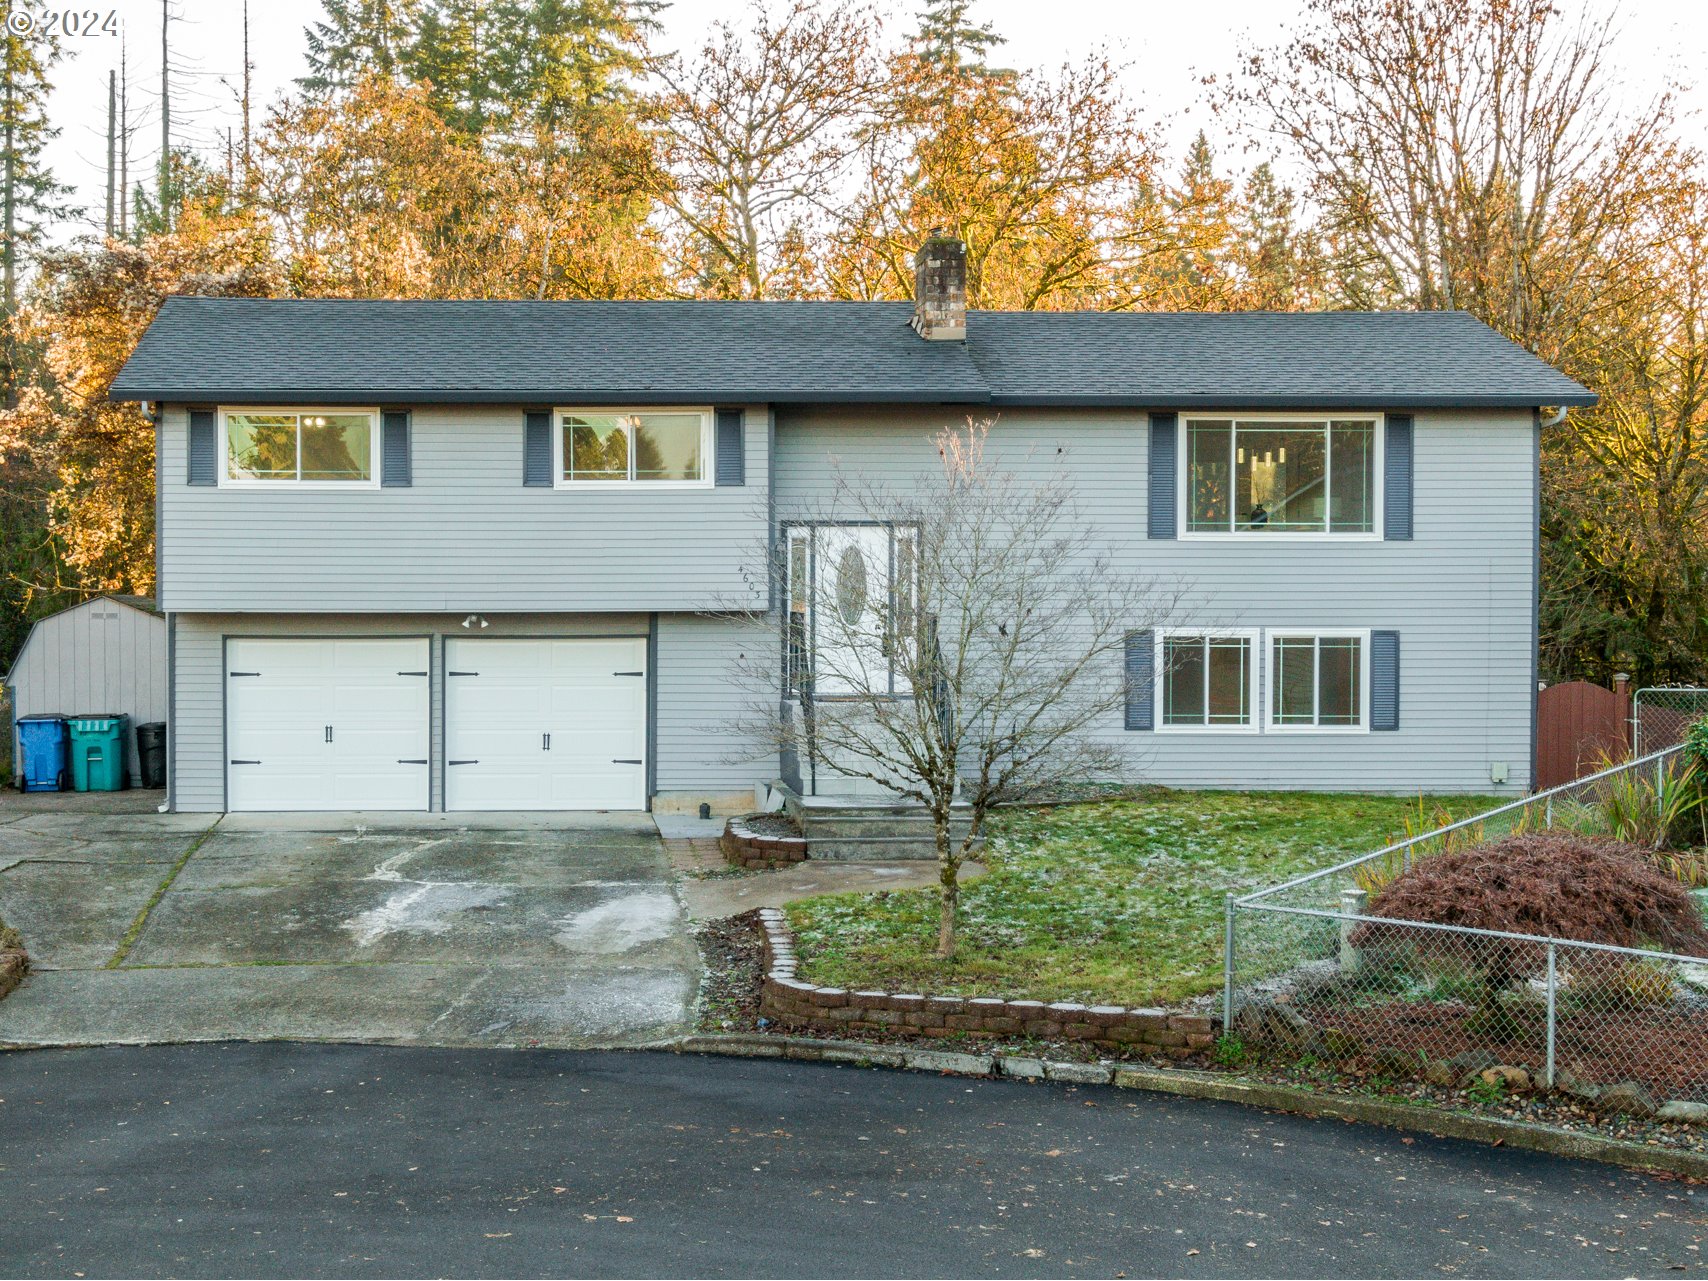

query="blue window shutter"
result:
[523,410,552,486]
[381,410,412,487]
[1125,630,1155,730]
[1148,413,1177,539]
[715,408,745,486]
[187,409,217,486]
[1384,415,1413,540]
[1370,630,1400,730]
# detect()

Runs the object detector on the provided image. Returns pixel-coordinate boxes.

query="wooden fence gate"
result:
[1536,678,1630,790]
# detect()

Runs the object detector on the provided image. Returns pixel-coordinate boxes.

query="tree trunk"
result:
[935,811,958,958]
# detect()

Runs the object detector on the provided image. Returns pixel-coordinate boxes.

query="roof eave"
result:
[110,387,1597,409]
[107,387,996,406]
[984,391,1600,409]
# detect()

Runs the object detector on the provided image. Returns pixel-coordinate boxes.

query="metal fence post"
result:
[1223,894,1236,1036]
[1544,943,1558,1089]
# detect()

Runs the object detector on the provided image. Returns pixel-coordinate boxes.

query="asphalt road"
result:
[0,1044,1702,1279]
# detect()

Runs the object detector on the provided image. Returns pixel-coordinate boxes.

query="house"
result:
[5,595,168,787]
[109,237,1594,814]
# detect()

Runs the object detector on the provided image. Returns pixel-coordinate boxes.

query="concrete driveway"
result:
[0,801,697,1049]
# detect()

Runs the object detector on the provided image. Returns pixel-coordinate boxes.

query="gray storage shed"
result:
[5,595,168,787]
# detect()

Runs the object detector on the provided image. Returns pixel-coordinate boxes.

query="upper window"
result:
[557,409,709,486]
[1184,415,1378,535]
[1270,632,1367,731]
[224,409,377,485]
[1160,631,1256,731]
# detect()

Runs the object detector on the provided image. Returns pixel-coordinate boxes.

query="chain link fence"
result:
[1634,686,1708,757]
[1224,748,1708,1108]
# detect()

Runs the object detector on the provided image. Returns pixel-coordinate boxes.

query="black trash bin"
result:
[136,722,167,789]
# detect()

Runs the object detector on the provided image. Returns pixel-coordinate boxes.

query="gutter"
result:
[107,389,1600,411]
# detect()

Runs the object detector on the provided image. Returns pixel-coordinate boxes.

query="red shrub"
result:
[1354,832,1708,957]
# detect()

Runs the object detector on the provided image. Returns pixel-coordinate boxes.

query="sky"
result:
[33,0,1708,245]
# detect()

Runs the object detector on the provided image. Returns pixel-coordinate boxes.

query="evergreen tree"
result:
[0,0,75,400]
[408,0,498,133]
[912,0,1004,74]
[302,0,423,93]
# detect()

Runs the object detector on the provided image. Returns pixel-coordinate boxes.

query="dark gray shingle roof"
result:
[110,296,1595,409]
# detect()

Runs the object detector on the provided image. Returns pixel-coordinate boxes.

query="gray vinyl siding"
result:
[7,598,168,785]
[156,404,770,613]
[654,612,772,794]
[773,405,1536,794]
[169,611,763,811]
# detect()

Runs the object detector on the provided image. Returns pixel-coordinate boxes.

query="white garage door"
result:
[226,638,430,812]
[445,638,647,811]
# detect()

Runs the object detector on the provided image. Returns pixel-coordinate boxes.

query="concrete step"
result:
[807,834,983,862]
[798,815,977,841]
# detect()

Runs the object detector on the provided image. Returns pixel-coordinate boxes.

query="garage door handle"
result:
[614,670,643,676]
[397,670,428,676]
[228,671,260,677]
[612,758,642,765]
[448,670,479,676]
[397,758,428,765]
[230,759,261,765]
[448,759,478,766]
[543,733,551,750]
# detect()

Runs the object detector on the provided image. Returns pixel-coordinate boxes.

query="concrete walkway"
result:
[0,804,697,1049]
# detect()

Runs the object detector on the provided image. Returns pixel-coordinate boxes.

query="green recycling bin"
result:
[68,714,128,792]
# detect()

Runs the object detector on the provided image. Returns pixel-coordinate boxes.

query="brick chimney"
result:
[911,230,967,341]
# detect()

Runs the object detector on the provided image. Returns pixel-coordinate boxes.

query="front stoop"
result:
[780,788,981,861]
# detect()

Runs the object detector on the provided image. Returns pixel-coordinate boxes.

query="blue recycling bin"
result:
[17,714,69,792]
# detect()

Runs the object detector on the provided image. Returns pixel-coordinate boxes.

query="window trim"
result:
[1154,627,1261,735]
[218,406,382,490]
[1178,411,1385,541]
[1265,628,1372,734]
[552,406,715,490]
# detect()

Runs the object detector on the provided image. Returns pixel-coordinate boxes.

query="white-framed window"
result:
[1182,413,1382,538]
[1267,630,1369,732]
[1157,629,1259,732]
[220,407,380,487]
[554,407,712,488]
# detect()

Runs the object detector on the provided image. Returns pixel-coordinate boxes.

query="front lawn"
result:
[787,790,1502,1008]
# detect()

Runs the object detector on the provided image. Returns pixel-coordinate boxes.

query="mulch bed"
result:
[692,920,1708,1159]
[693,910,767,1033]
[1297,997,1708,1102]
[743,813,802,838]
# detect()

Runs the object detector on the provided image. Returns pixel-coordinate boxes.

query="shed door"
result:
[444,638,647,811]
[226,638,429,811]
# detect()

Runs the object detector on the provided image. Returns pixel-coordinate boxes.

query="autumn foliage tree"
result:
[0,202,280,598]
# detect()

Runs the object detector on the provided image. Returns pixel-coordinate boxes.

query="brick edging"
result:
[756,909,1217,1052]
[721,816,808,870]
[0,949,29,1001]
[674,1032,1708,1181]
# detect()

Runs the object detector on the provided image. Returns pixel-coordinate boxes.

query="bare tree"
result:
[1238,0,1686,360]
[724,422,1185,956]
[657,0,881,298]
